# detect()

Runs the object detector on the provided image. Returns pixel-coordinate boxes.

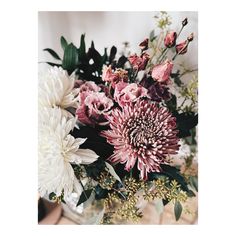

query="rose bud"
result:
[175,40,188,55]
[182,18,188,27]
[187,33,194,42]
[164,31,177,48]
[151,59,173,83]
[139,38,149,51]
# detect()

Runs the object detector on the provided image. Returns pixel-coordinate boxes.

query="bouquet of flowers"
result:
[38,12,198,224]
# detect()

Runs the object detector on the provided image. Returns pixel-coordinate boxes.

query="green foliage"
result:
[49,192,56,201]
[76,189,93,206]
[166,94,177,112]
[43,48,61,60]
[44,35,128,83]
[170,70,183,87]
[175,112,198,138]
[189,176,198,192]
[62,43,79,74]
[174,201,183,221]
[45,62,62,67]
[49,192,65,203]
[84,158,106,180]
[159,164,190,192]
[149,29,157,42]
[60,36,68,51]
[78,34,86,61]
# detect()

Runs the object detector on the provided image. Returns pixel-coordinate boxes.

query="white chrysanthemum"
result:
[38,66,79,118]
[38,107,98,198]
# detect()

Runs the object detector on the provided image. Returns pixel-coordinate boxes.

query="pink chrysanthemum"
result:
[101,100,180,180]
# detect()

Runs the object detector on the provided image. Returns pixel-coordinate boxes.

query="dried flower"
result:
[187,33,194,42]
[128,53,150,71]
[151,60,173,83]
[164,31,177,48]
[139,38,149,51]
[182,18,188,27]
[102,65,128,88]
[175,40,188,55]
[101,100,180,180]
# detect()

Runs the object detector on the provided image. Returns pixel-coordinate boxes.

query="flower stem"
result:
[172,41,189,61]
[179,97,187,109]
[156,47,168,63]
[130,169,133,178]
[78,178,88,200]
[112,188,127,200]
[177,26,184,38]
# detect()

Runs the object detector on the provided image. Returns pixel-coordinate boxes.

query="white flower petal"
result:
[38,106,98,198]
[75,149,99,164]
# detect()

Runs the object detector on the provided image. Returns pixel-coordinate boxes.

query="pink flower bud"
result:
[187,33,194,42]
[164,31,177,48]
[175,40,188,55]
[151,60,173,83]
[128,52,149,71]
[139,38,149,51]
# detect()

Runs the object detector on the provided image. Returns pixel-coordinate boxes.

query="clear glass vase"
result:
[61,192,103,224]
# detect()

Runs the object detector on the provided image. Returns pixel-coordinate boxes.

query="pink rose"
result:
[175,40,188,55]
[78,81,101,93]
[128,52,149,71]
[151,60,173,83]
[75,80,101,104]
[164,31,177,48]
[114,82,149,107]
[102,66,128,88]
[76,92,114,126]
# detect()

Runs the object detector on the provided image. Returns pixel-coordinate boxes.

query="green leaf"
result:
[175,113,198,138]
[78,34,86,60]
[83,190,95,208]
[60,36,68,51]
[174,201,182,221]
[49,192,56,200]
[101,48,108,65]
[62,43,78,73]
[149,30,156,41]
[117,55,127,68]
[155,199,164,215]
[186,189,196,197]
[160,164,189,192]
[43,48,61,60]
[76,189,93,206]
[189,176,198,192]
[166,94,177,112]
[105,162,122,184]
[109,46,117,63]
[45,62,62,67]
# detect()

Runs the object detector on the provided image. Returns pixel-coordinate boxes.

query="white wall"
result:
[38,11,198,73]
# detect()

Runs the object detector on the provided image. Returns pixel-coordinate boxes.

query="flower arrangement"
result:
[39,12,198,224]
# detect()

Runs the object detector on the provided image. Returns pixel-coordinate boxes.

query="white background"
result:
[1,0,236,236]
